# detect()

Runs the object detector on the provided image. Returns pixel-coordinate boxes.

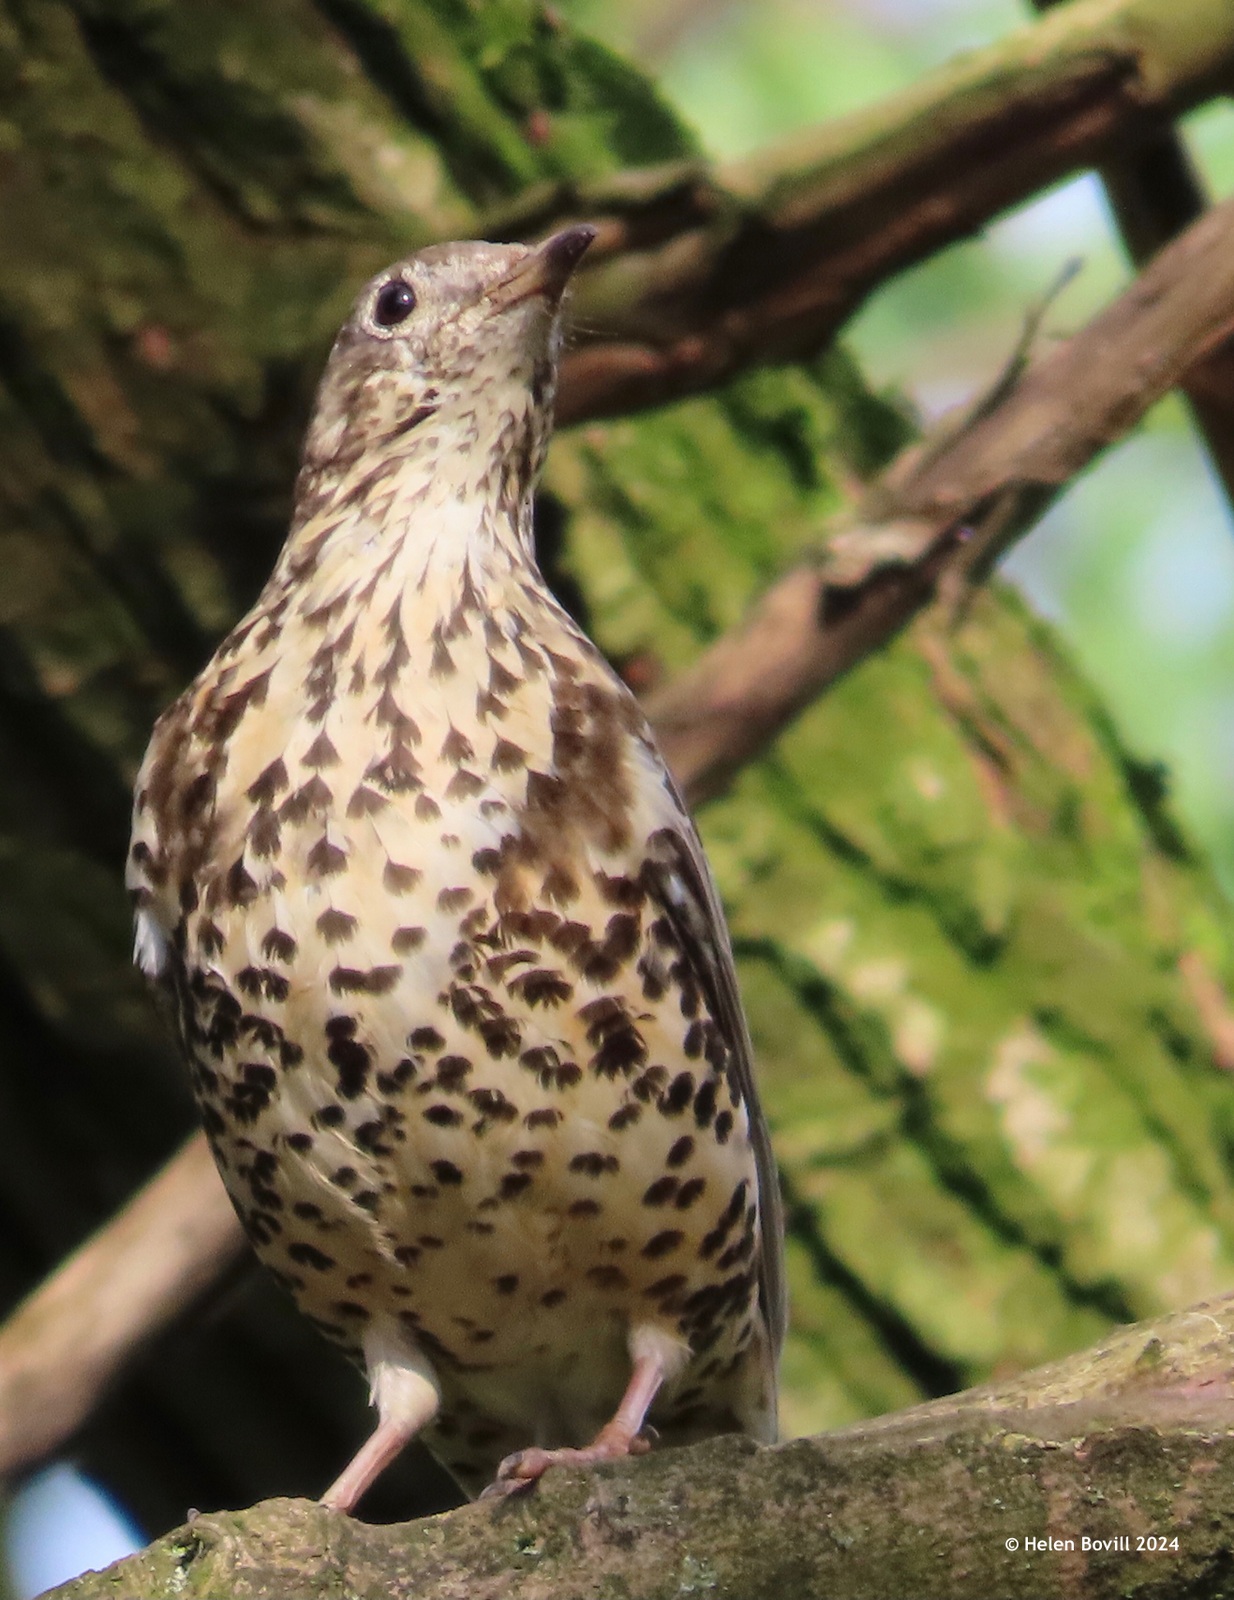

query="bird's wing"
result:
[640,800,788,1359]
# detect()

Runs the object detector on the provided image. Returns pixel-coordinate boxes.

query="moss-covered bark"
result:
[2,0,1234,1551]
[43,1293,1234,1599]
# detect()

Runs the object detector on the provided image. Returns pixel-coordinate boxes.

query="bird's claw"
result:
[480,1429,656,1500]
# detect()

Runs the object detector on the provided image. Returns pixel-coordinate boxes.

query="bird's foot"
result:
[480,1428,653,1500]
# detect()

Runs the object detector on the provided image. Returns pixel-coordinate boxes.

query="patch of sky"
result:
[6,1466,142,1599]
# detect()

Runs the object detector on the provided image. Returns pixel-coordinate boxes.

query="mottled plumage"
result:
[128,226,785,1506]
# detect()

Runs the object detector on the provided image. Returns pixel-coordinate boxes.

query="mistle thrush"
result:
[127,225,786,1507]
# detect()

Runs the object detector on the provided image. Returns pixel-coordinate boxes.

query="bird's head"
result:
[293,225,596,535]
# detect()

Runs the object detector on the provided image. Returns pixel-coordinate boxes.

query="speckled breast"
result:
[131,568,769,1477]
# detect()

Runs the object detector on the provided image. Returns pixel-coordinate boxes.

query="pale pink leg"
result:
[321,1414,420,1513]
[321,1339,441,1513]
[482,1349,667,1499]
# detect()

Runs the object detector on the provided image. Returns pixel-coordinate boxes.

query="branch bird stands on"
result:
[127,226,786,1508]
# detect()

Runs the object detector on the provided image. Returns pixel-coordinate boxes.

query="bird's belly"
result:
[199,1012,762,1354]
[167,659,770,1490]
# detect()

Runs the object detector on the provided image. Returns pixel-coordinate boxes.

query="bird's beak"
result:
[488,225,598,309]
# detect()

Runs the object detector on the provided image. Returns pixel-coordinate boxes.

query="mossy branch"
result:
[43,1293,1234,1599]
[527,0,1234,421]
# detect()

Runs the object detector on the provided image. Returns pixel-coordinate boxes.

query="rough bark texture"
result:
[3,0,1234,1566]
[43,1293,1234,1599]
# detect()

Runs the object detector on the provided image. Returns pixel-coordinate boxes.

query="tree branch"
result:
[536,0,1234,421]
[1029,0,1234,523]
[0,1136,243,1481]
[648,185,1234,800]
[44,1292,1234,1598]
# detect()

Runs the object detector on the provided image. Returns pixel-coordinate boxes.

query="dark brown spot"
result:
[477,1015,521,1058]
[329,965,401,995]
[446,769,484,800]
[307,836,347,876]
[643,1176,678,1206]
[430,630,455,677]
[693,1077,718,1128]
[347,785,388,818]
[608,1103,641,1131]
[248,809,281,858]
[661,1071,695,1115]
[592,1020,646,1078]
[424,1103,463,1127]
[569,1151,618,1177]
[493,1274,519,1294]
[288,1242,334,1270]
[490,659,520,696]
[492,738,525,772]
[667,1135,695,1168]
[525,1107,561,1129]
[441,726,474,764]
[597,871,642,908]
[511,968,573,1007]
[262,927,298,962]
[469,1087,519,1122]
[236,966,290,1002]
[248,758,289,804]
[281,775,333,823]
[645,1273,687,1299]
[541,1288,567,1307]
[675,1177,707,1210]
[438,885,473,913]
[376,1058,417,1093]
[499,1171,533,1198]
[303,731,339,768]
[430,1159,464,1185]
[327,1035,370,1098]
[366,746,423,795]
[392,926,427,954]
[568,1197,601,1217]
[437,1055,471,1090]
[643,1230,684,1258]
[542,863,579,905]
[226,857,258,905]
[586,1265,627,1289]
[317,908,357,944]
[384,861,422,893]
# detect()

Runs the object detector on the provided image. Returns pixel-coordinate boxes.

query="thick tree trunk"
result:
[3,0,1234,1555]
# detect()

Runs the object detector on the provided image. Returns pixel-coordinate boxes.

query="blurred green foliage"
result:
[558,0,1234,889]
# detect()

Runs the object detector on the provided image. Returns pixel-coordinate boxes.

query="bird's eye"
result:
[373,280,417,328]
